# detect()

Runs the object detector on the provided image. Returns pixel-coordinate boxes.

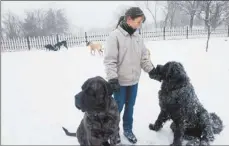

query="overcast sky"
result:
[2,1,163,31]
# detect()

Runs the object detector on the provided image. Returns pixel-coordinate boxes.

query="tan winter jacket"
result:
[103,26,154,86]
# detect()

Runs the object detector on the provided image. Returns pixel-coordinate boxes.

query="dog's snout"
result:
[149,64,164,82]
[157,65,163,73]
[75,92,83,110]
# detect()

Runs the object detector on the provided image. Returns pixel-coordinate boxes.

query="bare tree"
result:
[197,1,229,52]
[198,0,212,52]
[22,9,46,37]
[144,1,159,30]
[173,6,190,28]
[35,9,46,36]
[55,9,69,34]
[2,11,23,39]
[225,8,229,26]
[177,1,201,30]
[211,1,229,30]
[159,2,169,28]
[0,31,4,39]
[198,1,212,30]
[168,1,180,29]
[43,8,69,36]
[43,8,57,35]
[0,25,4,39]
[158,1,179,29]
[136,1,179,29]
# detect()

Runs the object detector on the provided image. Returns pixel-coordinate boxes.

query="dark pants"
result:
[113,83,138,132]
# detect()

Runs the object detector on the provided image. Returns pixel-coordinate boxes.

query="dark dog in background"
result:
[62,76,120,146]
[149,61,223,146]
[44,44,58,51]
[44,40,68,51]
[54,40,68,50]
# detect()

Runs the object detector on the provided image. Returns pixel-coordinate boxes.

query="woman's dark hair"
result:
[116,16,125,28]
[116,7,146,28]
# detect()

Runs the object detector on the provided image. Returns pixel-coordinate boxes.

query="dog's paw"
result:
[199,140,209,146]
[186,139,200,146]
[170,143,181,146]
[149,123,161,131]
[102,141,110,146]
[170,141,182,146]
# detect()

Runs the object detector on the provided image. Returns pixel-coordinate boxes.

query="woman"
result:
[103,7,156,144]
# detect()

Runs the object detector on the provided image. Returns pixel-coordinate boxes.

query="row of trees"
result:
[112,1,229,31]
[112,1,229,52]
[2,1,229,40]
[139,1,229,30]
[1,8,69,39]
[142,1,229,52]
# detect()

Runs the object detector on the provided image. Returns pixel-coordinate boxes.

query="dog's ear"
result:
[104,81,113,96]
[99,78,113,112]
[177,62,185,71]
[166,63,187,84]
[81,78,92,90]
[96,76,113,96]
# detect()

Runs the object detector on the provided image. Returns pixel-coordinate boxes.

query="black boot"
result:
[123,130,137,144]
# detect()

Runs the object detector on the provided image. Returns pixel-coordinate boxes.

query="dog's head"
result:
[74,76,113,112]
[152,61,188,84]
[62,41,68,49]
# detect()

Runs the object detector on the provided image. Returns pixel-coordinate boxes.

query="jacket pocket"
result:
[118,67,132,82]
[134,38,142,59]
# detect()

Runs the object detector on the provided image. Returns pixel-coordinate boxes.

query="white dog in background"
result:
[86,41,104,56]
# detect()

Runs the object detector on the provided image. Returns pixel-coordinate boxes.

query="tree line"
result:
[131,1,229,31]
[111,0,229,52]
[1,8,69,39]
[1,1,229,40]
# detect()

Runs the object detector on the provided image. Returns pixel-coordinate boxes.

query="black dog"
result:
[62,76,120,146]
[44,44,58,51]
[54,40,68,50]
[149,61,223,146]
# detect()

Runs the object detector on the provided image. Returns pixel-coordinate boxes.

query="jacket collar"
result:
[117,25,138,37]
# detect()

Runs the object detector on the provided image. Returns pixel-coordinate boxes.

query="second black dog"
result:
[149,61,223,146]
[62,76,120,146]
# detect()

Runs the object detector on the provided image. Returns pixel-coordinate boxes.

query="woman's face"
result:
[127,16,144,29]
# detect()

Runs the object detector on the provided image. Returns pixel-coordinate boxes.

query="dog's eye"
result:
[86,89,96,96]
[98,93,104,98]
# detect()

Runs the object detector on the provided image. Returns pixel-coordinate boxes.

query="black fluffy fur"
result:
[149,61,223,146]
[62,76,120,146]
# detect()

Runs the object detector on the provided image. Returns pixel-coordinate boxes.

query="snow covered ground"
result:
[1,37,229,145]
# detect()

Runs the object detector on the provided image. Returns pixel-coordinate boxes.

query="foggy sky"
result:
[2,1,162,31]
